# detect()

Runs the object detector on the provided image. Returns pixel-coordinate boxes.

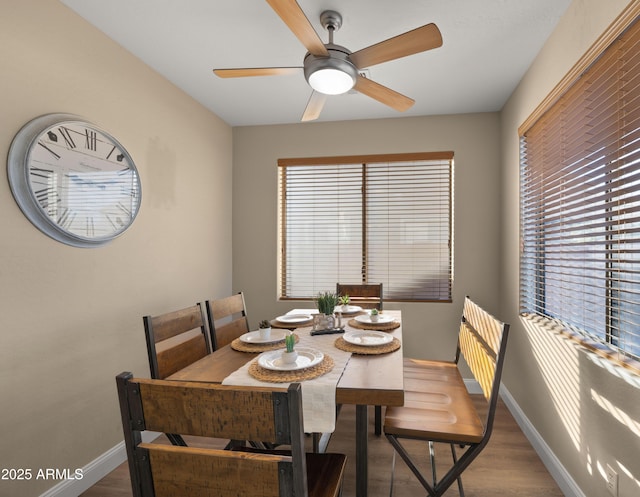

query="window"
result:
[520,11,640,366]
[278,152,453,302]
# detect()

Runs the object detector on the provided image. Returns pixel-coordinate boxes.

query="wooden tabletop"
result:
[168,310,404,407]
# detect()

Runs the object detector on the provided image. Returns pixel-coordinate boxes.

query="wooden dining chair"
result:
[116,372,347,497]
[205,292,277,450]
[205,292,251,349]
[336,282,384,435]
[336,282,383,310]
[143,303,211,446]
[383,297,510,497]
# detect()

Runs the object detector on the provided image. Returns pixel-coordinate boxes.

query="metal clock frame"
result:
[7,113,142,248]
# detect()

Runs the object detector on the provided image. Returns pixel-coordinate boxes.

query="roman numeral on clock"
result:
[85,129,97,151]
[58,126,76,149]
[57,208,76,229]
[37,141,60,160]
[106,145,116,160]
[86,216,95,237]
[30,167,54,181]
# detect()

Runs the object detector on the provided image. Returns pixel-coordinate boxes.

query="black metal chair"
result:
[384,297,510,497]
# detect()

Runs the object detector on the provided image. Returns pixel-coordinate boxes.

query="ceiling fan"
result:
[213,0,443,122]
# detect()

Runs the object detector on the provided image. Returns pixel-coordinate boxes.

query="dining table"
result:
[168,308,405,497]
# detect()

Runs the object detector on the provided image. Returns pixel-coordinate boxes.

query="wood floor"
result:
[82,397,564,497]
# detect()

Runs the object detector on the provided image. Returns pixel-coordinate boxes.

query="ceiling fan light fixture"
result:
[309,67,354,95]
[304,53,358,95]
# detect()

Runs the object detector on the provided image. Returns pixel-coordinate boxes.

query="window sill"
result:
[520,313,640,376]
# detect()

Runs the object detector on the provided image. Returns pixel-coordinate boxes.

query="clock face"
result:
[7,114,141,247]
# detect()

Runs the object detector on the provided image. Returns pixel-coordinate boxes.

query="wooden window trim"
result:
[277,152,454,167]
[519,1,640,135]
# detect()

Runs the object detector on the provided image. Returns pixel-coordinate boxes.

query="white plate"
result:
[354,314,395,324]
[334,305,362,314]
[343,331,393,347]
[276,314,313,324]
[239,329,289,344]
[258,347,324,371]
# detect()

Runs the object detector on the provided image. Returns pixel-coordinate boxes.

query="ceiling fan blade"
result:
[266,0,329,57]
[301,91,327,122]
[349,23,442,69]
[354,75,414,112]
[213,67,301,78]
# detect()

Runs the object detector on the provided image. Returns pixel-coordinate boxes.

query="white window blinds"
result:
[520,14,640,365]
[279,152,453,302]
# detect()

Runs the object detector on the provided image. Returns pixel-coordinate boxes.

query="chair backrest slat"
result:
[138,443,287,497]
[210,293,246,316]
[213,319,251,349]
[154,333,208,380]
[148,305,207,343]
[135,380,285,442]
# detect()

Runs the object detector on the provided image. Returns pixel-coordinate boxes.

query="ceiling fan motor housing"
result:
[303,44,358,94]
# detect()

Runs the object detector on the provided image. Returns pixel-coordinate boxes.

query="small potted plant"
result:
[258,319,271,339]
[370,308,380,322]
[315,291,339,315]
[314,291,339,330]
[281,333,298,363]
[339,294,351,312]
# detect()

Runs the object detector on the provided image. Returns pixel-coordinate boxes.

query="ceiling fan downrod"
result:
[320,10,342,45]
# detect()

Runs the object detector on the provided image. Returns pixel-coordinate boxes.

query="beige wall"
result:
[5,1,638,496]
[501,1,640,497]
[232,113,502,362]
[0,1,233,495]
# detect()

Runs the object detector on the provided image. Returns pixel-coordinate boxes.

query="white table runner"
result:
[222,330,351,433]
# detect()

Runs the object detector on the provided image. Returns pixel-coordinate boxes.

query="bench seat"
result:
[383,297,510,497]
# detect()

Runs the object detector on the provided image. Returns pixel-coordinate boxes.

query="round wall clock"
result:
[7,113,141,248]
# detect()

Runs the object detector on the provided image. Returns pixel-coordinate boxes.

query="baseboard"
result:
[499,386,586,497]
[38,432,160,497]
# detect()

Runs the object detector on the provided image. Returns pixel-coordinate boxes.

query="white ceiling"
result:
[60,0,572,127]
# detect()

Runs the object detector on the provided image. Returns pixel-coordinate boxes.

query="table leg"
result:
[356,404,368,497]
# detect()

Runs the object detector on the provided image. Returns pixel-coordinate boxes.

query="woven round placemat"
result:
[230,333,299,353]
[334,336,401,355]
[248,355,335,383]
[347,318,400,331]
